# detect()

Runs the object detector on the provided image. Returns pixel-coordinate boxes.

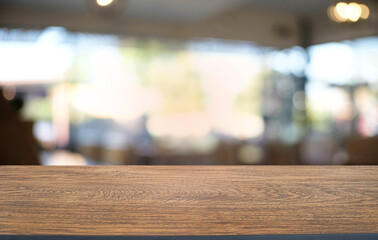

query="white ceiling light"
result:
[96,0,113,7]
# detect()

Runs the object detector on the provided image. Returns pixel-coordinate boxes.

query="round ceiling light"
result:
[328,1,370,23]
[96,0,113,7]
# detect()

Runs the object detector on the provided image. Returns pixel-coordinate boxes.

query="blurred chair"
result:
[345,137,378,165]
[264,143,299,165]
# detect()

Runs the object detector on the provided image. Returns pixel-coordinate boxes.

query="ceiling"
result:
[1,0,332,22]
[1,0,376,48]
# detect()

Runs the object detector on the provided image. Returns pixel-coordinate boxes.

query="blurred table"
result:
[0,166,377,236]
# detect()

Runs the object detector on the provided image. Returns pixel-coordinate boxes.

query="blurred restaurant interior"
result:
[0,0,377,165]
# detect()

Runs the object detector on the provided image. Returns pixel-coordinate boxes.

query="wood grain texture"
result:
[0,166,377,236]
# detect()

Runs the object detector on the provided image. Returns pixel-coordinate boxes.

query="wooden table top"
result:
[0,166,377,236]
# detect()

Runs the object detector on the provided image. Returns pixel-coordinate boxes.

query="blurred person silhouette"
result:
[0,90,39,165]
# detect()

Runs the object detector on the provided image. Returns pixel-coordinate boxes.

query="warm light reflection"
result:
[348,3,362,22]
[360,4,370,19]
[330,2,369,23]
[96,0,113,7]
[328,6,342,23]
[335,2,349,21]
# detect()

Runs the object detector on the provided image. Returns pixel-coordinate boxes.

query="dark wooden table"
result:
[0,166,377,236]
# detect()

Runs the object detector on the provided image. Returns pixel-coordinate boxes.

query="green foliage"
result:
[22,97,52,121]
[120,38,178,85]
[144,52,205,113]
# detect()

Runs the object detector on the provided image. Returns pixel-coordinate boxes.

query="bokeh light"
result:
[360,4,370,19]
[96,0,113,7]
[335,2,349,21]
[348,3,361,22]
[330,2,369,23]
[2,85,16,101]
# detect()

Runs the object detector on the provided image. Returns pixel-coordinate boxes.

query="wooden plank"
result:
[0,166,377,236]
[1,234,378,240]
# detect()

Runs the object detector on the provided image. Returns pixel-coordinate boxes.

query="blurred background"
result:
[0,0,377,165]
